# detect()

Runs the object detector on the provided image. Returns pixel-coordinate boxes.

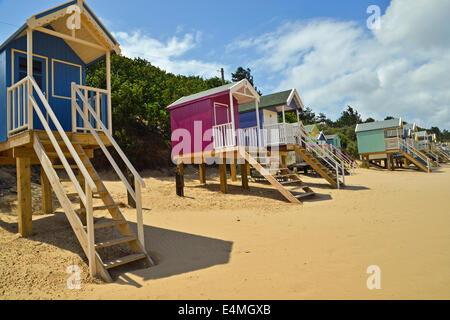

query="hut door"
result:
[14,52,47,130]
[214,103,230,126]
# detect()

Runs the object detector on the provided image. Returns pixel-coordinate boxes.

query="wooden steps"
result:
[293,146,342,188]
[83,220,127,230]
[400,150,430,173]
[33,133,153,283]
[95,236,136,249]
[103,254,147,270]
[75,204,117,214]
[241,149,315,204]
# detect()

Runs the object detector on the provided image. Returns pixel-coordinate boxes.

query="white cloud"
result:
[228,0,450,129]
[114,30,225,78]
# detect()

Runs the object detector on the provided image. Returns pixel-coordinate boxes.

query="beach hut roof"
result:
[318,132,327,142]
[417,131,428,137]
[239,89,304,114]
[325,134,339,140]
[403,123,416,131]
[355,118,403,133]
[304,124,318,133]
[0,0,120,64]
[167,79,260,110]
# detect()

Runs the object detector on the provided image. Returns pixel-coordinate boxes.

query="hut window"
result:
[18,57,44,90]
[385,129,399,138]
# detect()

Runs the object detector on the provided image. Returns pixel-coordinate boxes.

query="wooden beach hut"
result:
[326,134,341,150]
[237,89,346,189]
[168,82,318,203]
[0,0,152,282]
[356,118,432,172]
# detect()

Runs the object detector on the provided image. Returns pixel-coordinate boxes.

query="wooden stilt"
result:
[178,162,184,177]
[281,154,287,168]
[241,161,249,190]
[199,163,206,184]
[219,154,228,194]
[230,151,238,182]
[41,166,53,214]
[230,163,237,182]
[17,157,32,236]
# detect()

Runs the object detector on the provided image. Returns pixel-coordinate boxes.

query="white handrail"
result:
[73,83,146,250]
[238,126,258,147]
[73,85,145,187]
[296,125,344,187]
[29,77,97,194]
[213,122,234,149]
[72,99,137,200]
[7,78,29,137]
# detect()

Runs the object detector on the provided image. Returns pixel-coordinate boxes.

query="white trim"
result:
[230,79,260,102]
[213,102,229,126]
[286,88,304,111]
[52,58,82,100]
[11,49,49,101]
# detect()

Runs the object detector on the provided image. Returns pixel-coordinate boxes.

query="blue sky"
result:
[0,0,449,129]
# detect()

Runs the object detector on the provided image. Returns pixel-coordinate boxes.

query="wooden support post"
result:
[230,152,237,182]
[27,29,33,130]
[387,154,393,171]
[106,51,112,134]
[17,157,32,236]
[199,163,206,184]
[281,154,287,168]
[77,170,87,225]
[240,161,249,190]
[126,169,136,208]
[219,154,228,194]
[41,166,53,214]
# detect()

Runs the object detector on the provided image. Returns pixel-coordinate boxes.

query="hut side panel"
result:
[170,99,214,155]
[357,130,386,154]
[1,30,86,140]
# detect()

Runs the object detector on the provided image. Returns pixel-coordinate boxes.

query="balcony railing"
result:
[212,123,235,149]
[263,122,299,146]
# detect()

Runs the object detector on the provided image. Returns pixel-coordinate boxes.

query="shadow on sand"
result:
[0,213,233,287]
[188,182,333,203]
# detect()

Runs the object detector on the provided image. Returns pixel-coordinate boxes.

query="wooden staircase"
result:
[398,140,431,173]
[293,145,342,188]
[241,149,315,204]
[34,133,153,282]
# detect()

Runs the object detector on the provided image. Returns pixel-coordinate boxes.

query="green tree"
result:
[336,106,362,127]
[86,55,226,169]
[231,66,261,94]
[365,117,375,123]
[299,107,316,125]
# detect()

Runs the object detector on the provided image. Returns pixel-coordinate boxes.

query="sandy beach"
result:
[1,164,450,300]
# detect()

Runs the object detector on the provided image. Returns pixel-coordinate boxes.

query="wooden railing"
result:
[71,84,111,134]
[72,83,146,249]
[6,77,32,137]
[213,122,235,149]
[297,125,346,188]
[263,123,297,146]
[27,76,99,276]
[238,126,259,147]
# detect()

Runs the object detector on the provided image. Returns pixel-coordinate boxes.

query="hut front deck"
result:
[0,129,111,164]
